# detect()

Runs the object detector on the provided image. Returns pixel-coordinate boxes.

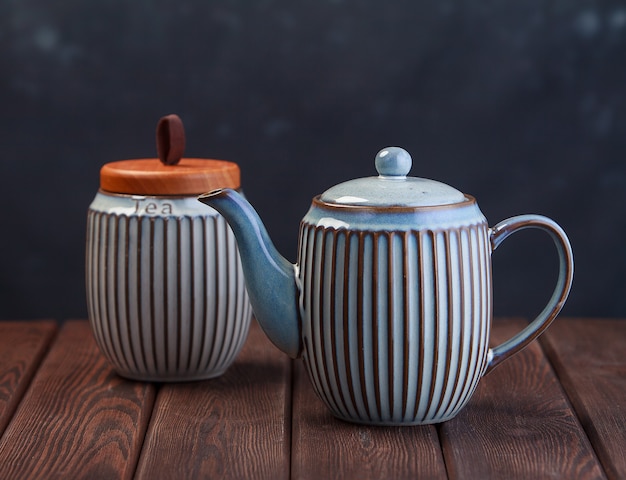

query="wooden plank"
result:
[440,317,606,479]
[0,320,57,435]
[0,321,155,479]
[290,360,447,480]
[541,318,626,480]
[135,320,292,480]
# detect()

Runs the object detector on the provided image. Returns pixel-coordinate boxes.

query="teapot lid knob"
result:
[375,147,412,178]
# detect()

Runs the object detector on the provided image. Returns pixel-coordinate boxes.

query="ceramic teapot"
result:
[198,147,573,425]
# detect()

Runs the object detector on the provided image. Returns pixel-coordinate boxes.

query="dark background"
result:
[1,0,625,322]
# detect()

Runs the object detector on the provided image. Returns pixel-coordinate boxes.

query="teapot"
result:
[198,147,573,425]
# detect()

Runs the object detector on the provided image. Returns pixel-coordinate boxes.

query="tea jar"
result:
[86,116,252,381]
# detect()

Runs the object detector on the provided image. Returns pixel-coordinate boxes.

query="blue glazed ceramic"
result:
[87,193,252,381]
[198,147,574,425]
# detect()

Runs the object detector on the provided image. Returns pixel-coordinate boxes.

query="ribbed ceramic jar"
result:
[86,150,252,381]
[298,197,491,424]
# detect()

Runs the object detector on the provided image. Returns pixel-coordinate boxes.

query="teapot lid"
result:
[319,147,466,207]
[99,114,240,195]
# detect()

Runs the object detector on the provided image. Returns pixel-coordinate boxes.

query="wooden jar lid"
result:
[100,158,240,195]
[99,114,240,195]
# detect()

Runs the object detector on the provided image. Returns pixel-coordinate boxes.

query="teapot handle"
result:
[484,214,574,375]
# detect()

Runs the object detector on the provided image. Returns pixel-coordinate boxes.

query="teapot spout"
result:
[198,189,302,358]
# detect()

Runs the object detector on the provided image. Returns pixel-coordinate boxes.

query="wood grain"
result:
[0,317,621,479]
[0,321,155,479]
[0,321,57,435]
[290,361,447,480]
[440,317,606,479]
[134,320,292,480]
[541,318,626,480]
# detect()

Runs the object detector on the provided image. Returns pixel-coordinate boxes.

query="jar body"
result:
[297,197,492,424]
[86,191,252,381]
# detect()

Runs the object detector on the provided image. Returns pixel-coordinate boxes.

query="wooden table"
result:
[0,317,623,479]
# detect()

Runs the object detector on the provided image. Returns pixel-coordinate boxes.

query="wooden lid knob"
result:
[156,114,186,166]
[99,114,241,195]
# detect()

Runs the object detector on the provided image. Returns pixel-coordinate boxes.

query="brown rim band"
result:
[311,194,477,213]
